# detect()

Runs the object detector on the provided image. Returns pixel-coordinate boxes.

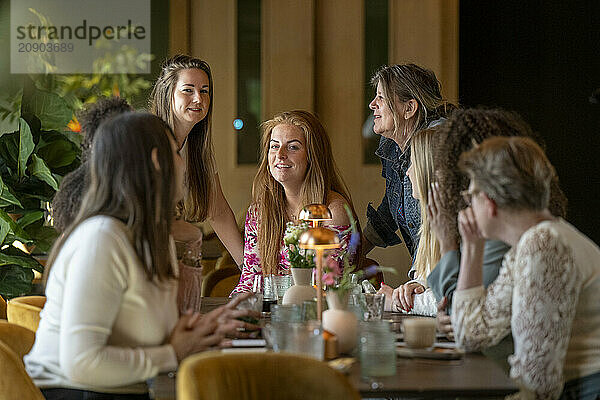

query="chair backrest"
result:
[0,320,36,360]
[0,341,45,400]
[7,296,46,333]
[201,266,241,297]
[0,295,6,319]
[177,351,361,400]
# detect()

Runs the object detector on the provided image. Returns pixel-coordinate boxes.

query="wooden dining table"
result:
[147,297,518,399]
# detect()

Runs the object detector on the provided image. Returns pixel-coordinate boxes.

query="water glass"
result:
[353,293,385,321]
[271,304,302,323]
[285,321,324,360]
[263,322,288,352]
[272,274,293,302]
[359,320,396,378]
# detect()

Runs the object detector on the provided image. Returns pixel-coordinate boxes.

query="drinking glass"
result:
[353,293,385,321]
[271,304,302,323]
[359,320,396,378]
[285,321,324,360]
[253,275,277,312]
[272,274,293,303]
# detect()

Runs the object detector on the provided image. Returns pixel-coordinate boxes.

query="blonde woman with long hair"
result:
[150,54,243,266]
[379,129,440,316]
[232,110,356,293]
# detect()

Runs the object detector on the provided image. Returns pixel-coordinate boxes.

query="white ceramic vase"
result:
[282,268,316,305]
[322,291,358,354]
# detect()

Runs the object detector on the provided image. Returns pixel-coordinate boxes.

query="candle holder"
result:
[299,204,332,227]
[299,227,340,320]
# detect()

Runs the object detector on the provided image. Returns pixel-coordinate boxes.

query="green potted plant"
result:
[0,76,80,298]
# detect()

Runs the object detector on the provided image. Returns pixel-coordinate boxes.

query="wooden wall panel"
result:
[389,0,459,103]
[262,0,315,117]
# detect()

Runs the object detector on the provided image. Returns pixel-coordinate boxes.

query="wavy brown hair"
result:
[253,110,354,275]
[46,113,177,283]
[433,108,567,245]
[371,64,456,139]
[150,54,215,222]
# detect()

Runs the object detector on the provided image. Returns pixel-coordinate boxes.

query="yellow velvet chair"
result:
[0,320,36,360]
[177,351,361,400]
[201,266,241,297]
[0,340,45,400]
[0,295,6,319]
[7,295,46,333]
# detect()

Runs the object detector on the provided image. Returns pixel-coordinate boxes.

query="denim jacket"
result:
[364,135,421,259]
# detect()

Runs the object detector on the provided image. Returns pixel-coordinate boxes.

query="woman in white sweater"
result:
[25,113,258,399]
[452,136,600,399]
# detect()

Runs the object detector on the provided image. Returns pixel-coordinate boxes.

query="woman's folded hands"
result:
[169,293,261,361]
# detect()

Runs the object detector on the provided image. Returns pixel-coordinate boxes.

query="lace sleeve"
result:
[231,206,260,294]
[507,227,581,399]
[451,254,514,351]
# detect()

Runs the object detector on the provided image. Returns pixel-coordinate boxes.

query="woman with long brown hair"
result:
[232,110,356,293]
[150,54,243,266]
[25,113,258,399]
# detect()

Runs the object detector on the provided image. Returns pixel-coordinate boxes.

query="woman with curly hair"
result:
[427,108,567,316]
[231,110,356,294]
[52,96,132,233]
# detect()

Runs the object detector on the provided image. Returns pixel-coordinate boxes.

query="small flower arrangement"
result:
[322,205,391,299]
[283,220,316,269]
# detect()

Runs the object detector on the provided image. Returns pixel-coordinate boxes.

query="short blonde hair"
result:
[459,136,556,211]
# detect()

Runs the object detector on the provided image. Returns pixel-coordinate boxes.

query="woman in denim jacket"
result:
[364,64,455,277]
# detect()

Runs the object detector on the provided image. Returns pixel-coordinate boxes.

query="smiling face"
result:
[369,81,396,137]
[171,68,211,132]
[268,123,308,191]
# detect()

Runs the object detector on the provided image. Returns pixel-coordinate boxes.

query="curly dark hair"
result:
[51,164,88,233]
[433,108,568,245]
[79,96,132,162]
[52,97,132,232]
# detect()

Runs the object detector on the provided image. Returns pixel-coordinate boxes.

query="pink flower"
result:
[322,272,336,286]
[326,255,342,276]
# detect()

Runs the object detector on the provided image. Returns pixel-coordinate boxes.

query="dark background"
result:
[459,0,600,243]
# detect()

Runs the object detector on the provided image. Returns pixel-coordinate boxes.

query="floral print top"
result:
[231,204,352,294]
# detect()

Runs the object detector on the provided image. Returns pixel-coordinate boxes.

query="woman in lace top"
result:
[452,137,600,399]
[232,111,356,294]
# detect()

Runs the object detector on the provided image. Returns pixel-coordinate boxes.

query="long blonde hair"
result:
[253,110,354,275]
[411,129,440,280]
[150,54,216,222]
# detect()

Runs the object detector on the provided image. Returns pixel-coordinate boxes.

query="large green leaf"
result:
[17,211,43,229]
[0,132,19,170]
[0,175,22,208]
[23,89,73,131]
[18,118,35,178]
[37,138,78,168]
[0,252,43,272]
[24,224,57,253]
[0,265,34,298]
[28,154,58,190]
[0,209,30,242]
[0,211,9,245]
[0,89,22,136]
